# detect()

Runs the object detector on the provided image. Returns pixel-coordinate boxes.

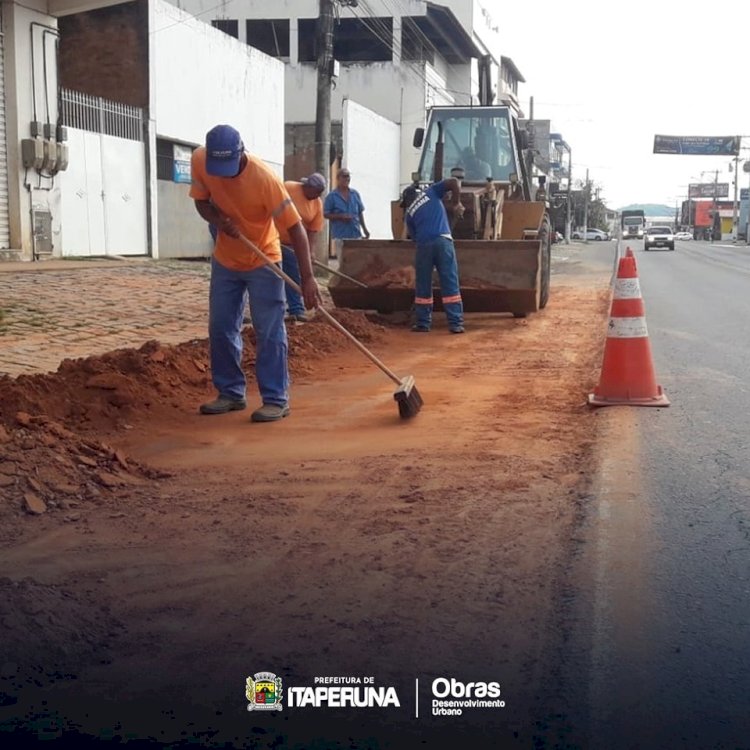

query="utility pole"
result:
[712,168,718,242]
[732,153,739,242]
[583,168,590,241]
[565,144,572,244]
[314,0,335,262]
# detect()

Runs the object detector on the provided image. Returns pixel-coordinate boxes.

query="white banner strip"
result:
[613,278,642,299]
[608,316,649,338]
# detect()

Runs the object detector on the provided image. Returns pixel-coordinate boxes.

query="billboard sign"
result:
[689,183,729,198]
[653,134,740,156]
[694,201,713,227]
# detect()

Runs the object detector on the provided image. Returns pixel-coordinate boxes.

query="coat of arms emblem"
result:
[246,672,283,711]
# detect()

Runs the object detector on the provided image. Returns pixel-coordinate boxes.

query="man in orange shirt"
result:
[278,172,326,322]
[190,124,319,422]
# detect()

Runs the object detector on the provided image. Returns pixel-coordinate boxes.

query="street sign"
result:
[653,134,740,156]
[741,188,749,201]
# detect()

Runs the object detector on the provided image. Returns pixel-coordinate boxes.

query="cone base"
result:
[588,386,670,408]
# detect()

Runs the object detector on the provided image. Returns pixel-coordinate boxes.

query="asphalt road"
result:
[557,239,750,749]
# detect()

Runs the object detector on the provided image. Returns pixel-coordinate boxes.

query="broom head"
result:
[393,375,423,419]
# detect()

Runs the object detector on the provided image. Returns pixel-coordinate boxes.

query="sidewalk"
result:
[0,260,211,377]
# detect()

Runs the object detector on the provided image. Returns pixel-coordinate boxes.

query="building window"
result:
[246,19,289,58]
[298,19,317,62]
[156,139,174,181]
[335,17,392,62]
[401,18,434,64]
[297,17,392,63]
[211,19,239,39]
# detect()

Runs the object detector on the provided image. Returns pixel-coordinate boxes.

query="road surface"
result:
[563,239,750,749]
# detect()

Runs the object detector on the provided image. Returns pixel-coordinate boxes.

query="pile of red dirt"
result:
[0,310,386,528]
[0,414,167,531]
[0,310,385,435]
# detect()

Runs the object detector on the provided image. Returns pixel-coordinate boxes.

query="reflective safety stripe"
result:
[607,316,648,338]
[614,278,642,299]
[415,297,433,305]
[442,294,462,303]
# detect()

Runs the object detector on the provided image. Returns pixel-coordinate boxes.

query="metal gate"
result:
[0,21,12,249]
[60,89,148,256]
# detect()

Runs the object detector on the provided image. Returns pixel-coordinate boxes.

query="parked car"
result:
[674,231,693,241]
[571,228,610,241]
[644,225,675,251]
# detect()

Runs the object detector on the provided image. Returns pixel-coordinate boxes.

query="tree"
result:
[569,180,608,230]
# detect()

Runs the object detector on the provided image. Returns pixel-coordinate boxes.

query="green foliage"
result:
[567,183,609,231]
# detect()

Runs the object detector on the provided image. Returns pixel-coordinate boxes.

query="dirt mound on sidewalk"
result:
[0,310,384,435]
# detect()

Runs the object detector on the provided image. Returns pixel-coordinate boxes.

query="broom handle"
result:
[312,259,369,288]
[237,233,403,387]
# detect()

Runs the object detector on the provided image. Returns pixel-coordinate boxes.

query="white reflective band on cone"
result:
[613,278,642,299]
[607,316,649,338]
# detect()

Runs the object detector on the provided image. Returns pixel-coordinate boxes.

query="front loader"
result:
[328,104,551,317]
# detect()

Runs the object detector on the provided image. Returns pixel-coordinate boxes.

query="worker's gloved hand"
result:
[218,215,240,238]
[301,275,322,310]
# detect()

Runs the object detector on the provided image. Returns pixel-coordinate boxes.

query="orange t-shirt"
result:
[277,182,324,244]
[189,148,301,272]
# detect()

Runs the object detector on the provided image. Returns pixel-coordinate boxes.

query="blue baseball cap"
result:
[205,124,244,177]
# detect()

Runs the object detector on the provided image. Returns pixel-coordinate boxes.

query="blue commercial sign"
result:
[173,144,193,184]
[741,188,749,201]
[173,161,191,184]
[653,135,740,156]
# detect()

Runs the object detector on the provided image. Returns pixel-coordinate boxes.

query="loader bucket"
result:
[329,237,547,315]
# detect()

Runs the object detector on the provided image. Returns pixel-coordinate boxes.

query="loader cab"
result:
[415,106,520,186]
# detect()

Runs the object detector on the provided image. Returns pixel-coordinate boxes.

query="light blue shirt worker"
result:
[323,168,369,240]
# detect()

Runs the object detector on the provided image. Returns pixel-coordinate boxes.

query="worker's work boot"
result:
[449,325,465,334]
[251,403,291,423]
[199,396,247,415]
[411,324,430,333]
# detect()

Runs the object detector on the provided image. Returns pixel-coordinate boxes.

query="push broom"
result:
[237,233,423,419]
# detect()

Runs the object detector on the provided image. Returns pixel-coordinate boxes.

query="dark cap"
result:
[301,172,327,192]
[205,124,244,177]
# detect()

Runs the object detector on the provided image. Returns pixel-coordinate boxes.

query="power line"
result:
[150,1,236,35]
[346,1,467,104]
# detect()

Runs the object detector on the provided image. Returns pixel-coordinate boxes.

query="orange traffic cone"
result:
[588,253,669,407]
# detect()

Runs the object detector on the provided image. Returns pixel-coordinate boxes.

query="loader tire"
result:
[538,217,552,309]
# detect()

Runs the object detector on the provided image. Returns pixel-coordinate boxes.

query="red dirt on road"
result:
[0,282,610,747]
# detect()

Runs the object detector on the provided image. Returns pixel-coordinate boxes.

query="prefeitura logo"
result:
[246,672,283,712]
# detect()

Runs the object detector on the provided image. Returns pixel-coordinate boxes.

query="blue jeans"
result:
[281,244,305,316]
[414,236,464,328]
[209,257,289,406]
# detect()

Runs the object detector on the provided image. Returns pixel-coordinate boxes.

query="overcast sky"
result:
[495,0,750,209]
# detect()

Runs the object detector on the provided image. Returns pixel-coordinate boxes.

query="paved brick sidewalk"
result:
[0,260,212,376]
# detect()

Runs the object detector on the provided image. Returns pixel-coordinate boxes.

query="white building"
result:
[170,0,526,191]
[1,0,286,260]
